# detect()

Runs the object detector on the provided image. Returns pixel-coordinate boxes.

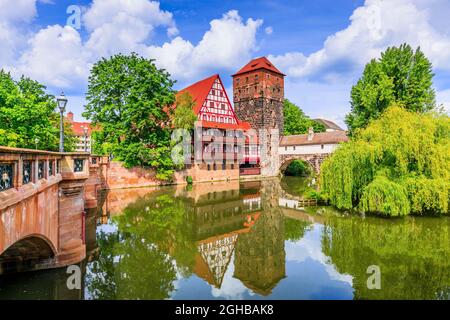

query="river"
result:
[0,177,449,300]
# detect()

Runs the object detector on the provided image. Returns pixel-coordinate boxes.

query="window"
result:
[222,162,226,170]
[202,114,208,121]
[49,160,53,176]
[211,116,216,122]
[293,146,296,151]
[321,144,325,150]
[23,161,32,184]
[211,89,215,95]
[38,161,45,179]
[246,77,248,83]
[74,159,84,172]
[0,163,13,191]
[57,160,60,174]
[210,101,214,108]
[213,164,217,171]
[92,158,97,165]
[219,117,223,123]
[207,164,211,171]
[231,164,234,170]
[285,147,287,151]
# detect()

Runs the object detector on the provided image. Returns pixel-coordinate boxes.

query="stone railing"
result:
[0,146,92,274]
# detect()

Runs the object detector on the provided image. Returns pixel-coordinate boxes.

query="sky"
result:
[1,0,450,127]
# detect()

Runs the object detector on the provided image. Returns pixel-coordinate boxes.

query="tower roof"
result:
[232,57,285,77]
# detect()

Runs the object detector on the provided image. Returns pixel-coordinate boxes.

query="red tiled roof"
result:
[71,121,93,136]
[280,131,349,146]
[177,74,219,115]
[313,118,344,131]
[233,57,285,77]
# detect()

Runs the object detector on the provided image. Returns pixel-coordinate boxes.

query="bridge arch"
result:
[279,154,328,175]
[279,157,314,176]
[0,234,57,274]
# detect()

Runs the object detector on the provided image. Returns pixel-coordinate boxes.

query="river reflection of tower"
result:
[233,207,286,296]
[190,181,286,295]
[190,182,262,288]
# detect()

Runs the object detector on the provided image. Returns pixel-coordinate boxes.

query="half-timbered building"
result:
[177,74,260,180]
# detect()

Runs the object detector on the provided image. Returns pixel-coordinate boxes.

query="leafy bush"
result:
[284,160,311,177]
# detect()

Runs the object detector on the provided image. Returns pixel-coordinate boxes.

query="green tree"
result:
[284,160,311,177]
[283,99,325,135]
[0,71,75,151]
[83,53,176,180]
[346,44,436,135]
[173,92,197,130]
[320,105,450,216]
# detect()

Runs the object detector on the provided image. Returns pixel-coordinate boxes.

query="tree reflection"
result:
[86,191,197,300]
[322,212,450,299]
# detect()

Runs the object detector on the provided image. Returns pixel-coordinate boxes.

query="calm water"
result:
[1,177,449,300]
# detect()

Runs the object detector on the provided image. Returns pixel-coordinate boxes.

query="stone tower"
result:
[233,57,285,176]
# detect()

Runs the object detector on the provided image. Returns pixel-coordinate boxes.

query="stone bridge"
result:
[0,147,102,274]
[279,153,329,174]
[277,130,349,175]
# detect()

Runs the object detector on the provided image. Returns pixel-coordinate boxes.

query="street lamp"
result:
[34,137,40,150]
[83,126,88,152]
[56,92,68,152]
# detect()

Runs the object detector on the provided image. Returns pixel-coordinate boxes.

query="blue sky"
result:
[1,0,450,126]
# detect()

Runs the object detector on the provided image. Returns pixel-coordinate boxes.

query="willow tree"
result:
[320,105,450,216]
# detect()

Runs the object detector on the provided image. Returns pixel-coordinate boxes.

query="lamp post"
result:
[34,137,40,150]
[56,92,68,152]
[83,126,88,152]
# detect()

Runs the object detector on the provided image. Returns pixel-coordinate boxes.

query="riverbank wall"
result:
[96,157,242,190]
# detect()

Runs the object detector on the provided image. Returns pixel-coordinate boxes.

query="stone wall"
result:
[235,97,284,134]
[99,160,240,190]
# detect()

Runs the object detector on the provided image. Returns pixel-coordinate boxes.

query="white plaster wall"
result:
[279,143,339,155]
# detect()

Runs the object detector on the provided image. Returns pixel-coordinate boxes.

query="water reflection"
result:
[0,177,449,300]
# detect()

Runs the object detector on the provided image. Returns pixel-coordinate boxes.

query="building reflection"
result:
[176,180,286,294]
[91,179,289,297]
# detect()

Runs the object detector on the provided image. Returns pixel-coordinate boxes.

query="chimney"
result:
[307,127,314,141]
[67,111,74,123]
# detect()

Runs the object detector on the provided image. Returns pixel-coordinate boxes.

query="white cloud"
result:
[0,0,38,68]
[13,25,90,88]
[0,0,37,23]
[3,1,262,92]
[146,10,263,80]
[84,0,178,58]
[265,26,273,35]
[270,0,450,80]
